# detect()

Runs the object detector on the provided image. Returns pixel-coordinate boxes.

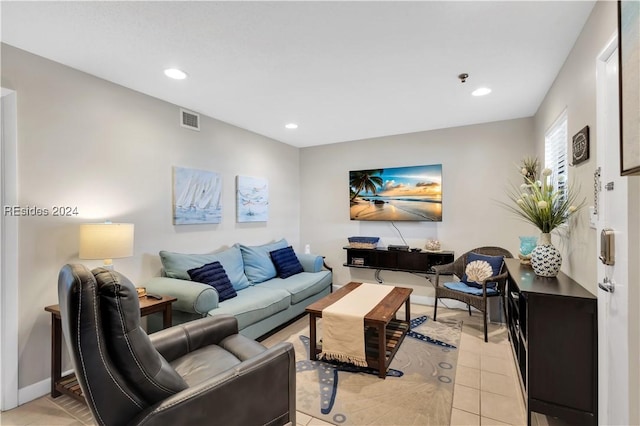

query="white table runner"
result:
[319,283,393,366]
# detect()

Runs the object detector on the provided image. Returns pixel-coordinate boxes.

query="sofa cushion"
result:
[92,267,188,405]
[270,246,304,279]
[188,262,237,302]
[208,286,290,330]
[238,239,288,284]
[256,270,332,304]
[160,246,251,291]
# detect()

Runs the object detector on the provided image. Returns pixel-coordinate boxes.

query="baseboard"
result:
[17,369,73,406]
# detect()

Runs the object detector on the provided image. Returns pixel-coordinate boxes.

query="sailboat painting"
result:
[236,175,268,222]
[173,166,223,225]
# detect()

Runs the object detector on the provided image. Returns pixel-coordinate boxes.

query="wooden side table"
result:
[44,295,177,401]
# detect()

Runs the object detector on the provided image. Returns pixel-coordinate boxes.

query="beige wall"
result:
[532,0,617,294]
[1,44,302,389]
[533,1,639,424]
[299,118,536,299]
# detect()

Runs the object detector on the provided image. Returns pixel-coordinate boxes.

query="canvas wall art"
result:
[236,175,269,222]
[173,166,222,225]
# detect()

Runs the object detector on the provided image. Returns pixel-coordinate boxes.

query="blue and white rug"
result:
[286,315,462,425]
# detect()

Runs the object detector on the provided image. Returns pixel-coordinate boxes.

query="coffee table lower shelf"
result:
[314,319,409,377]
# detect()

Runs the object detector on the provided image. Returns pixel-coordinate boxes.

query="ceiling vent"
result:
[180,108,200,131]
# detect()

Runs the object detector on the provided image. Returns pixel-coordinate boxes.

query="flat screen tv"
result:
[349,164,442,221]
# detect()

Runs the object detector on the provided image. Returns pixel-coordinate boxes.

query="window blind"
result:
[545,110,568,198]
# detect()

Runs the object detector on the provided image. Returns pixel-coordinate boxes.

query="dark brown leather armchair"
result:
[432,247,513,342]
[57,264,295,426]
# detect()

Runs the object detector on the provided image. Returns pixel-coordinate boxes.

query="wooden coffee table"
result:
[305,281,412,378]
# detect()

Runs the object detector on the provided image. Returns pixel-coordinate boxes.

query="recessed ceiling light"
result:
[285,123,298,129]
[164,68,188,80]
[472,87,492,96]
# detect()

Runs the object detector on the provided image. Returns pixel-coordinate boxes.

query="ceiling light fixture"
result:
[472,87,492,96]
[164,68,188,80]
[285,123,298,129]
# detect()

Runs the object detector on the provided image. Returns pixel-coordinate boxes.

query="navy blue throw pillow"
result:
[188,261,237,302]
[270,246,304,279]
[462,252,504,289]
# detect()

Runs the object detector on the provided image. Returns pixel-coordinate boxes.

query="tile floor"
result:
[0,304,529,426]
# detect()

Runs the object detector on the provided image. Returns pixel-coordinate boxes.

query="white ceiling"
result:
[1,1,596,148]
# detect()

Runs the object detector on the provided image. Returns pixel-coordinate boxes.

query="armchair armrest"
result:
[144,277,219,315]
[133,342,296,426]
[432,261,455,288]
[479,271,509,292]
[149,315,238,362]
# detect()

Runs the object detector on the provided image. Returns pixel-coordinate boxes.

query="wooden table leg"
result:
[405,297,411,322]
[162,304,172,329]
[377,323,386,378]
[309,313,317,360]
[51,314,62,397]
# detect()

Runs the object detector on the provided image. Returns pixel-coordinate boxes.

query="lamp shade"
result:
[79,223,134,261]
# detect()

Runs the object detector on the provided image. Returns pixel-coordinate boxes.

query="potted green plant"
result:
[502,159,586,276]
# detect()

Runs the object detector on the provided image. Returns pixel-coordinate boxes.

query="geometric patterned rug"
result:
[286,315,462,425]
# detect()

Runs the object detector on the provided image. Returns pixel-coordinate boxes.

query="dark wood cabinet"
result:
[343,247,454,274]
[505,259,597,426]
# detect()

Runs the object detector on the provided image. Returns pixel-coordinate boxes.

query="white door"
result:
[596,39,629,426]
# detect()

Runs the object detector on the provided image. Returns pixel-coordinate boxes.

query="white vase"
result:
[530,233,562,277]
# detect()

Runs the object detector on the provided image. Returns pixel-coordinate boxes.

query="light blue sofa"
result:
[144,240,332,339]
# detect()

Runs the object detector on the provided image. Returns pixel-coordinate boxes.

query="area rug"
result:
[288,315,462,425]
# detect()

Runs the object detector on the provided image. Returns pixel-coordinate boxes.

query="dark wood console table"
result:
[504,259,597,426]
[45,295,177,402]
[343,246,453,282]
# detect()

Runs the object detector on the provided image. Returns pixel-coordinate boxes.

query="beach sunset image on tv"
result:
[349,164,442,221]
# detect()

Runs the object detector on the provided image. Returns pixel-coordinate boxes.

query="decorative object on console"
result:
[530,233,563,277]
[236,175,269,222]
[347,236,379,249]
[425,239,441,252]
[501,157,586,277]
[173,166,222,225]
[349,164,442,221]
[518,235,537,265]
[79,222,134,270]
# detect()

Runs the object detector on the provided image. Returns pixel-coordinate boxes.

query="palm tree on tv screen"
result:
[350,169,384,201]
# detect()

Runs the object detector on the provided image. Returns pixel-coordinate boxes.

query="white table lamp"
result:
[79,222,134,269]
